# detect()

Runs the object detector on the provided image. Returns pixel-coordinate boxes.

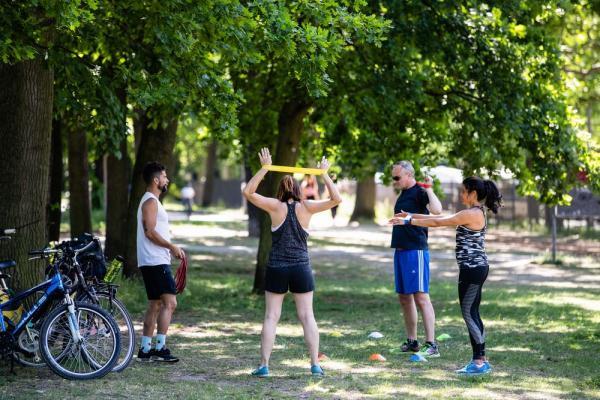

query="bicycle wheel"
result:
[39,302,120,380]
[79,292,135,372]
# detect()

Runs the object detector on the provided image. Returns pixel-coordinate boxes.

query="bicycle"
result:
[50,235,135,373]
[0,229,121,380]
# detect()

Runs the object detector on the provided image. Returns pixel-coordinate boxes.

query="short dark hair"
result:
[143,161,166,185]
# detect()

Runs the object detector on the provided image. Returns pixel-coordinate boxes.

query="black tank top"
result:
[268,202,310,268]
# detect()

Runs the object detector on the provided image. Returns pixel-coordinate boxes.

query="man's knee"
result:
[413,292,431,309]
[398,294,414,306]
[147,300,162,314]
[161,295,177,312]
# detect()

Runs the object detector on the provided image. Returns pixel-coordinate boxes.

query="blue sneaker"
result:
[457,360,491,376]
[311,365,324,377]
[455,360,474,373]
[251,365,269,378]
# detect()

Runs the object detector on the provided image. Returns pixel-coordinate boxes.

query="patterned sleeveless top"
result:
[268,202,310,268]
[455,206,488,269]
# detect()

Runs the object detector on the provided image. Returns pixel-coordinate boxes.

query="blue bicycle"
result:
[0,228,121,380]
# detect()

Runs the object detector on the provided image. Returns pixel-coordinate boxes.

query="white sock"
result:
[141,336,152,353]
[156,334,167,350]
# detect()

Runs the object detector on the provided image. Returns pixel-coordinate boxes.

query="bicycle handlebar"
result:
[73,240,96,257]
[28,248,60,259]
[0,228,16,240]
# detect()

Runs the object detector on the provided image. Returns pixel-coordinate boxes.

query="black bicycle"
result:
[50,235,135,373]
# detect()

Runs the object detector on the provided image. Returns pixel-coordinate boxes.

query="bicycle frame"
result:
[0,272,65,335]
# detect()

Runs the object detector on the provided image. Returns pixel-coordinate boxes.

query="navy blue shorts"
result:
[265,265,315,294]
[393,249,430,294]
[140,264,177,300]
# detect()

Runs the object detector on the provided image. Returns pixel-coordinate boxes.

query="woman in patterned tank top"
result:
[390,177,502,376]
[242,148,342,378]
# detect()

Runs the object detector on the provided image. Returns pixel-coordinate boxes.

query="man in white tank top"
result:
[136,162,185,363]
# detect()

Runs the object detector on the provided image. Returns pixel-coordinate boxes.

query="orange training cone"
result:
[369,353,386,362]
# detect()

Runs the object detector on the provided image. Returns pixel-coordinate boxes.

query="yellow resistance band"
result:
[263,165,325,175]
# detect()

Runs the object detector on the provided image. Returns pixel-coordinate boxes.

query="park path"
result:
[170,210,600,297]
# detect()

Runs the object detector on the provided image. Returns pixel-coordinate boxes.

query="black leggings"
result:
[458,265,489,360]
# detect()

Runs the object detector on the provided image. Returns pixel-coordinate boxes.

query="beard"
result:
[159,183,168,193]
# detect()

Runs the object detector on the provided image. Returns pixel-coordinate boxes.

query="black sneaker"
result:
[400,338,420,352]
[137,348,155,362]
[152,347,179,363]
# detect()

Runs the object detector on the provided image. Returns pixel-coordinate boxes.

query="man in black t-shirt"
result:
[391,161,442,357]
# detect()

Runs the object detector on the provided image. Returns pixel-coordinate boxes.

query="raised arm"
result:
[423,175,442,215]
[241,148,281,213]
[302,157,342,214]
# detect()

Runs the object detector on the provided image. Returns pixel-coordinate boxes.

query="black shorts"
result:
[265,265,315,294]
[140,264,177,300]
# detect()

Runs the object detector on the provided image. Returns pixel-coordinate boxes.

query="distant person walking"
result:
[181,182,196,218]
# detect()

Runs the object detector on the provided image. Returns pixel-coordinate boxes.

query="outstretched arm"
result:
[241,148,281,213]
[302,157,342,214]
[389,209,472,227]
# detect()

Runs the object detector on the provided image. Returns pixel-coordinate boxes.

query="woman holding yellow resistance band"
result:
[243,148,342,378]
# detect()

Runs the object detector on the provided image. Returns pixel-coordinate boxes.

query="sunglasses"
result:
[392,176,402,181]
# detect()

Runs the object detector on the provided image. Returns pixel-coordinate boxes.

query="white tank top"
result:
[137,192,171,267]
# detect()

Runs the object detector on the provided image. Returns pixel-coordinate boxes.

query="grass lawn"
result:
[1,211,599,399]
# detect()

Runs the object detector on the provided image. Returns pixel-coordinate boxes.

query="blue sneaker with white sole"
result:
[311,365,324,377]
[456,360,492,376]
[251,365,270,378]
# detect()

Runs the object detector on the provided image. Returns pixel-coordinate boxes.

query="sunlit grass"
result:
[1,215,598,400]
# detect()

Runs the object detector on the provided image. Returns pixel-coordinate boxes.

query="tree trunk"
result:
[201,139,218,207]
[253,99,310,293]
[526,196,539,229]
[124,112,178,277]
[104,88,131,260]
[350,175,376,222]
[0,59,54,290]
[544,204,563,233]
[105,139,131,260]
[47,118,64,241]
[67,123,92,237]
[91,155,104,210]
[245,164,261,237]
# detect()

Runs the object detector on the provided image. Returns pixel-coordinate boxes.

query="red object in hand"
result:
[576,170,589,183]
[174,255,187,294]
[416,182,432,189]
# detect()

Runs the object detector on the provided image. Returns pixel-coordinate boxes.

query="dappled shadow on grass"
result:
[108,264,600,398]
[2,217,598,399]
